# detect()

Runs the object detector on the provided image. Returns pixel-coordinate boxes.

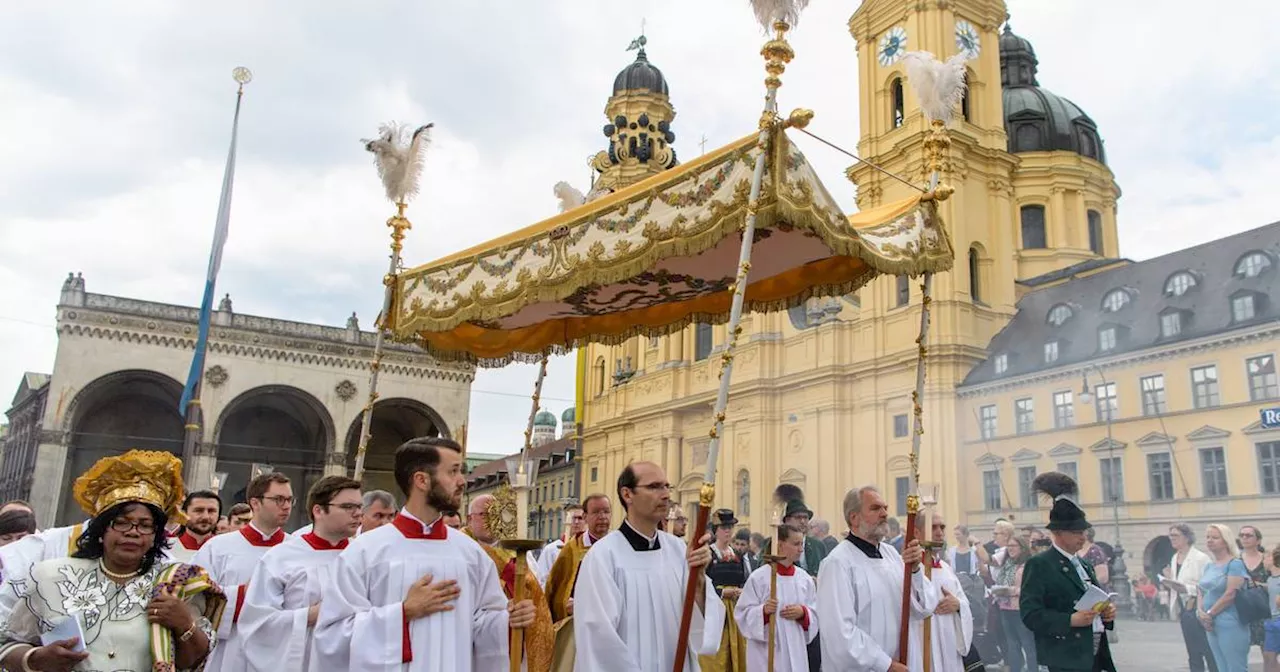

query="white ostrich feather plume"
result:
[902,51,969,125]
[361,121,434,204]
[553,181,587,213]
[750,0,810,32]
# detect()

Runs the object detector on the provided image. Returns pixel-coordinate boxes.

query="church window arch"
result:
[1020,205,1047,249]
[968,245,984,303]
[960,69,974,122]
[890,77,905,129]
[1087,210,1104,255]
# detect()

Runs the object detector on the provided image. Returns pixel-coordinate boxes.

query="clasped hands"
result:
[403,573,534,628]
[762,598,806,621]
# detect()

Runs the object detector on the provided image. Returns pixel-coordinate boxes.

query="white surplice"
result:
[239,532,347,672]
[816,536,937,672]
[734,564,818,672]
[925,560,973,672]
[574,521,710,672]
[192,523,288,671]
[533,538,564,586]
[167,531,209,564]
[312,511,510,672]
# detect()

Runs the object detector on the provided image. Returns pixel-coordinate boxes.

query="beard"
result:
[426,479,461,512]
[187,519,216,535]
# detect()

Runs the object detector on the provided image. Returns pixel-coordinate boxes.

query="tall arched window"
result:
[895,275,910,307]
[968,247,982,303]
[960,72,971,122]
[891,78,905,129]
[737,470,750,516]
[1020,205,1047,249]
[1087,210,1104,255]
[592,357,605,396]
[694,323,713,361]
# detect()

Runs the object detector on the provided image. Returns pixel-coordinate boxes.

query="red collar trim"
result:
[392,513,447,540]
[239,524,286,547]
[776,563,797,577]
[178,532,207,551]
[301,532,349,551]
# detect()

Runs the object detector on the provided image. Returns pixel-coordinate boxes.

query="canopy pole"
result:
[671,18,793,672]
[353,202,411,480]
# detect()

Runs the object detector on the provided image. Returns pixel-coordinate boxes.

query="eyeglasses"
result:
[633,482,673,492]
[325,503,363,514]
[1240,532,1257,538]
[260,496,295,506]
[110,519,156,534]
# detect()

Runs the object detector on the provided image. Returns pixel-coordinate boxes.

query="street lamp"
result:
[1077,365,1131,614]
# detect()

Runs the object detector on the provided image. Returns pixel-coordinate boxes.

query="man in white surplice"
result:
[916,513,972,672]
[533,503,584,586]
[239,475,364,672]
[734,522,819,671]
[816,485,937,672]
[574,461,714,672]
[313,437,535,671]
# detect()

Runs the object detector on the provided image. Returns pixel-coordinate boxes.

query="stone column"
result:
[32,431,70,526]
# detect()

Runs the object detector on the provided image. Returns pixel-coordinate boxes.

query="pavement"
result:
[1084,617,1262,672]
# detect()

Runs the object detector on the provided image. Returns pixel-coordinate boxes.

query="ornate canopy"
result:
[388,128,953,365]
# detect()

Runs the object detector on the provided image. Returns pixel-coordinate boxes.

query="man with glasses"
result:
[534,503,585,585]
[574,461,716,671]
[194,471,294,672]
[546,493,612,621]
[239,476,362,672]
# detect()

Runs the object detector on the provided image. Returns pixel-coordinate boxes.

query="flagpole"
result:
[179,67,250,486]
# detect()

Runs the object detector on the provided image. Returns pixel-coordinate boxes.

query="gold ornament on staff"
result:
[894,47,968,668]
[352,121,434,480]
[671,1,809,666]
[764,499,788,672]
[918,484,940,672]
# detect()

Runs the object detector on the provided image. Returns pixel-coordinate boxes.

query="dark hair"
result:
[733,528,751,542]
[1005,534,1032,565]
[0,509,36,536]
[616,464,639,512]
[1,499,32,511]
[229,503,252,518]
[72,502,170,574]
[308,476,363,521]
[778,523,805,544]
[393,437,462,496]
[441,509,460,518]
[583,493,610,514]
[1238,525,1265,552]
[564,503,584,513]
[183,490,223,516]
[247,472,291,502]
[750,532,765,547]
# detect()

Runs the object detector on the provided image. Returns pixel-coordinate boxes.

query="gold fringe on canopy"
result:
[390,129,953,366]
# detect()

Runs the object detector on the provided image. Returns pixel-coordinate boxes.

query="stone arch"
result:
[213,385,334,529]
[1142,534,1174,580]
[344,397,449,495]
[59,369,185,524]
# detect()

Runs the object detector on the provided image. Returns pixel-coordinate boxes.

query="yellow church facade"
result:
[579,0,1129,531]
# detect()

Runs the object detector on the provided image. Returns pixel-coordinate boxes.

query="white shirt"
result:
[192,522,288,671]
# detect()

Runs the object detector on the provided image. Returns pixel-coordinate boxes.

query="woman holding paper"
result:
[0,451,224,672]
[1165,523,1216,672]
[1197,523,1251,672]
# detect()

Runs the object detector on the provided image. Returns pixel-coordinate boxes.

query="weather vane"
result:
[627,18,647,52]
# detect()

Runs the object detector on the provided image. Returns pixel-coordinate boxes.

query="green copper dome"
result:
[533,409,558,427]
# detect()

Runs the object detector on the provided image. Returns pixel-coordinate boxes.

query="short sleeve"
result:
[1228,560,1249,578]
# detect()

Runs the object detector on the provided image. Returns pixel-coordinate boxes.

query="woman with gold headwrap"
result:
[0,450,226,672]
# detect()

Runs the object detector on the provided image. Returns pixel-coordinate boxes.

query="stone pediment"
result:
[1010,448,1042,463]
[1089,438,1127,453]
[1135,432,1176,447]
[779,468,806,484]
[1186,425,1231,442]
[975,453,1005,467]
[1243,420,1280,436]
[1047,443,1082,457]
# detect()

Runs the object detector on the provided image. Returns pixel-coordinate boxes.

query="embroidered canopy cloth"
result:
[389,129,953,365]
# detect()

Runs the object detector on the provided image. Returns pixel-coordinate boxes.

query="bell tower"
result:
[589,35,679,195]
[847,0,1019,352]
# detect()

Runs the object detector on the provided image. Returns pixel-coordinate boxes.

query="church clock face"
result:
[878,26,907,67]
[954,20,981,60]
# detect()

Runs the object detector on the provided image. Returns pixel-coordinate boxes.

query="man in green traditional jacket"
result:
[1019,472,1117,672]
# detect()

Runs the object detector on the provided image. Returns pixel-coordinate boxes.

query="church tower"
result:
[589,36,679,195]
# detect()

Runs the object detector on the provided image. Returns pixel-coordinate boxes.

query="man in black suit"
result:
[1020,472,1118,672]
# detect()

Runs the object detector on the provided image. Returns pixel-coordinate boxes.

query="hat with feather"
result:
[73,449,186,523]
[1032,471,1090,531]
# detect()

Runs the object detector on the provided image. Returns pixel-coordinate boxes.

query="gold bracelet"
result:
[179,623,198,642]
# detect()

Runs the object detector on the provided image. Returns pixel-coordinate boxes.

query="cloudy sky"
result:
[2,1,1277,454]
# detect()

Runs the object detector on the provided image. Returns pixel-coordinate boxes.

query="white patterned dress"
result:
[0,556,217,672]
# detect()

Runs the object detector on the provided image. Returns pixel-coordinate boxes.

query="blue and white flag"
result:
[180,89,244,415]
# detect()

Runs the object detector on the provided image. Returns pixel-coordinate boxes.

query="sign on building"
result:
[1261,407,1280,430]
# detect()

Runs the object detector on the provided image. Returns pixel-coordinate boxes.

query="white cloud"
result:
[1,0,1277,455]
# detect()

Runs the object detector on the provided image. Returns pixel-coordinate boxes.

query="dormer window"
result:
[1044,341,1060,364]
[1159,310,1184,338]
[1231,291,1265,322]
[994,353,1009,375]
[1235,251,1272,278]
[1102,289,1131,312]
[1047,304,1074,327]
[1098,326,1117,352]
[1164,271,1197,297]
